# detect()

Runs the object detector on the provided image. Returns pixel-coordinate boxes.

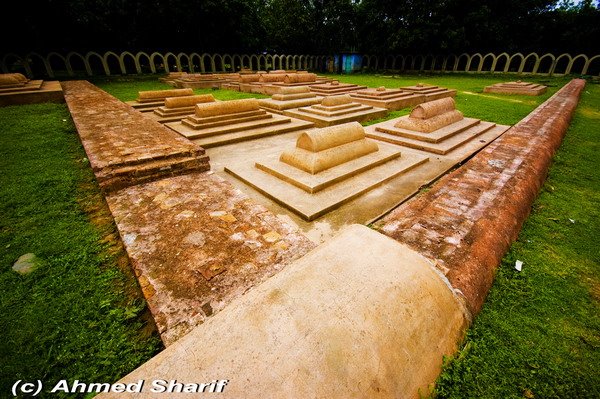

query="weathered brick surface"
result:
[377,79,585,315]
[106,172,315,345]
[62,81,210,192]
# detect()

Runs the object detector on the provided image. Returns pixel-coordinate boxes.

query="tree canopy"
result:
[1,0,599,55]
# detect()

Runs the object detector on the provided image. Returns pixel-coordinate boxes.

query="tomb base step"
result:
[367,121,504,155]
[375,117,482,143]
[171,115,295,140]
[192,119,314,148]
[284,106,387,127]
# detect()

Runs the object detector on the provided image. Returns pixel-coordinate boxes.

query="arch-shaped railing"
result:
[2,51,599,78]
[361,51,600,76]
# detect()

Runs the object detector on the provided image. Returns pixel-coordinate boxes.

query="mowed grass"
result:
[0,74,597,399]
[0,103,160,397]
[433,83,600,398]
[92,75,268,101]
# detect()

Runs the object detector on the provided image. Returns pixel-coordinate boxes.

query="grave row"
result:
[125,82,513,221]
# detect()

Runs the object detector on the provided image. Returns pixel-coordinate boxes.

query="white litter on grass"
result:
[569,218,576,224]
[515,260,523,272]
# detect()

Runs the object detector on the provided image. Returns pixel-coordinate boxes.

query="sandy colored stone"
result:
[239,74,262,83]
[194,98,259,117]
[321,94,353,106]
[276,86,311,95]
[165,94,215,108]
[395,110,464,133]
[279,122,379,174]
[410,97,456,119]
[284,73,317,83]
[271,92,316,101]
[280,139,379,174]
[484,81,548,96]
[297,122,365,152]
[137,88,193,102]
[259,74,287,83]
[0,75,22,87]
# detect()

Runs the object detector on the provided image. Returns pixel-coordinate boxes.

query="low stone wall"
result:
[377,78,585,315]
[62,81,210,192]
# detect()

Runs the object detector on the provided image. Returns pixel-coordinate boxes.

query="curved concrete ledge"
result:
[98,225,469,398]
[377,78,585,315]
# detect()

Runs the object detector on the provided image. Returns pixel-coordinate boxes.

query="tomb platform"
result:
[365,97,509,155]
[283,94,387,127]
[399,83,457,101]
[62,81,210,193]
[261,73,330,95]
[350,86,426,110]
[159,72,189,86]
[484,81,547,96]
[221,81,241,91]
[258,86,323,114]
[166,98,314,148]
[0,73,63,107]
[238,73,268,94]
[309,80,367,96]
[174,73,233,89]
[125,88,194,112]
[145,94,217,123]
[226,122,428,220]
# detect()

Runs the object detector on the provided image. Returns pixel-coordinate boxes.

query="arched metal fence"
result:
[2,51,598,78]
[362,52,600,76]
[0,51,336,78]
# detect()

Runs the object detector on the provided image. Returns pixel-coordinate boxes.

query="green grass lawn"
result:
[433,81,600,399]
[0,103,161,397]
[0,74,597,398]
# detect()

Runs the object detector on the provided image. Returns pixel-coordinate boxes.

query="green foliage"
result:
[0,103,161,397]
[2,0,599,55]
[434,83,600,398]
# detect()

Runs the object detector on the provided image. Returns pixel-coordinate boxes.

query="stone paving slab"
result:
[106,171,315,345]
[62,81,210,192]
[376,79,585,315]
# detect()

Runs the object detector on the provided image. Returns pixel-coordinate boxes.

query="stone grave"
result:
[258,86,322,114]
[166,98,314,148]
[236,73,266,93]
[261,73,331,96]
[365,98,508,155]
[484,80,547,96]
[400,83,457,101]
[0,73,63,107]
[126,88,194,112]
[350,86,426,110]
[283,94,387,127]
[309,80,367,96]
[146,94,217,123]
[173,73,235,89]
[225,122,428,220]
[159,72,189,86]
